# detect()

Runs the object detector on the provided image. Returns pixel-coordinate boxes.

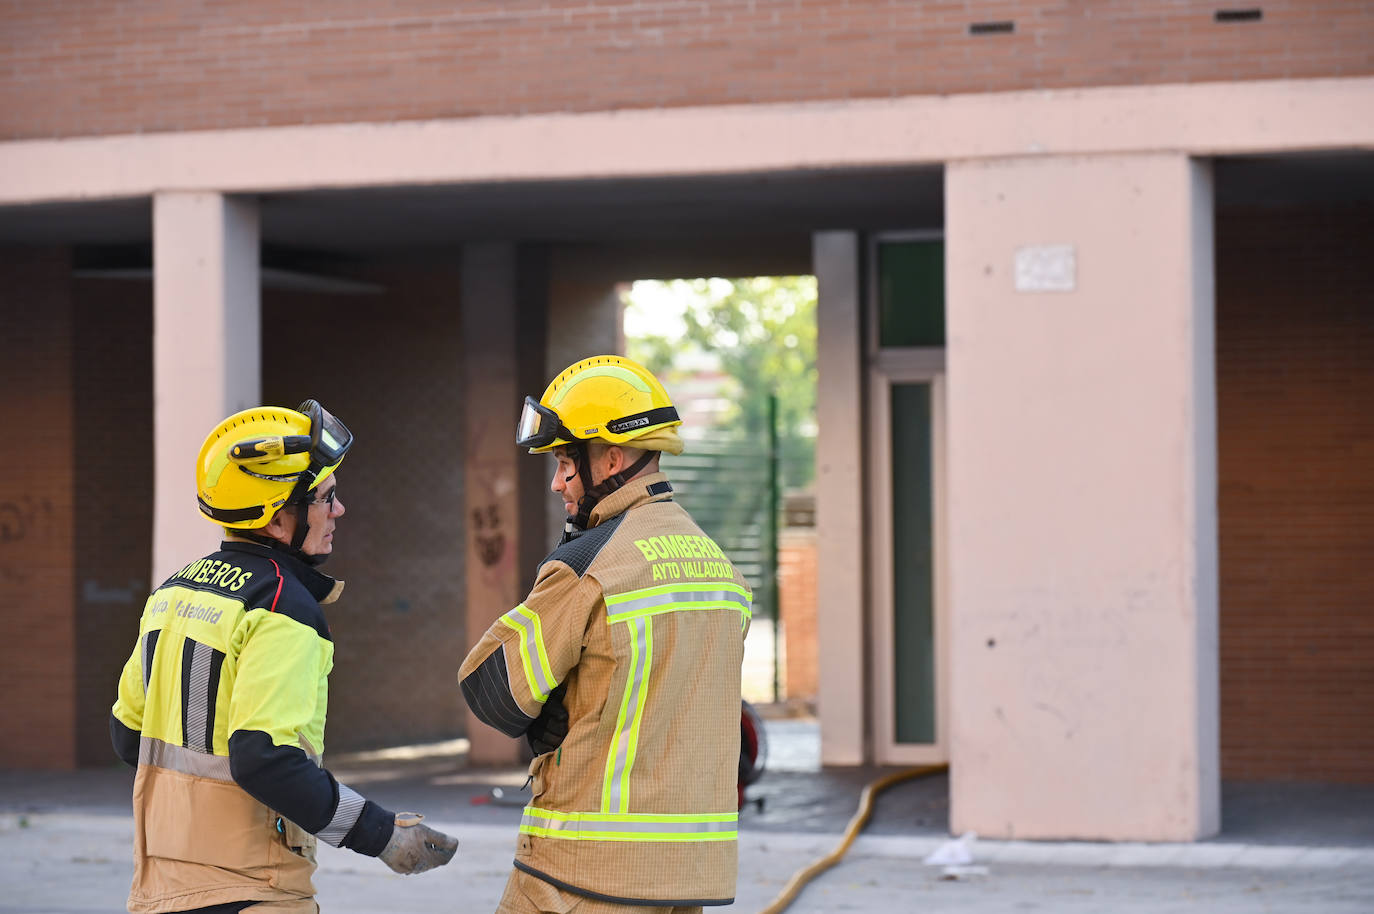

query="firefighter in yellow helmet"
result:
[460,356,753,913]
[111,401,456,913]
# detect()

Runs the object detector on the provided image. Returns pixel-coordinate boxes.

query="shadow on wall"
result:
[262,260,468,751]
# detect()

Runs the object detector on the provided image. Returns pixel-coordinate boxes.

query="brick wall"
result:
[0,248,78,768]
[3,1,1370,141]
[2,256,474,764]
[779,525,818,703]
[261,261,469,750]
[1217,204,1374,783]
[71,277,155,765]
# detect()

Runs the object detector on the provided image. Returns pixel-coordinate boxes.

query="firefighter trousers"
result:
[497,869,704,914]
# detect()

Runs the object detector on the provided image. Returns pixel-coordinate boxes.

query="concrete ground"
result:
[3,718,1372,914]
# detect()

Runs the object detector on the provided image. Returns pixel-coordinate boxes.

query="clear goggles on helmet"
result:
[229,399,354,476]
[516,396,574,450]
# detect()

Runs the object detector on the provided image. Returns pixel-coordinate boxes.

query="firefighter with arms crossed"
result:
[111,401,457,913]
[460,356,752,914]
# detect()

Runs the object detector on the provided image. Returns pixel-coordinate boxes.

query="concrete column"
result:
[152,193,260,586]
[543,250,625,542]
[813,231,867,766]
[460,243,527,765]
[546,249,624,376]
[945,154,1218,840]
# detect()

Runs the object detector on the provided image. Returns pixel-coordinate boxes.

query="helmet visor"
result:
[517,396,568,450]
[300,399,353,466]
[224,403,352,480]
[263,399,354,504]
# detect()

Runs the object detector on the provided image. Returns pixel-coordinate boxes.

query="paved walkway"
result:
[3,719,1372,913]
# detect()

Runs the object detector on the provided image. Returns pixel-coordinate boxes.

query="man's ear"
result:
[260,508,291,543]
[602,445,626,477]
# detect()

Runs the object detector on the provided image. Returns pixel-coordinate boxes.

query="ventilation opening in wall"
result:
[1214,8,1263,22]
[968,20,1015,36]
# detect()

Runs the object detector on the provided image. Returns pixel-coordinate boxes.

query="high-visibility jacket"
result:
[110,539,394,914]
[460,472,751,907]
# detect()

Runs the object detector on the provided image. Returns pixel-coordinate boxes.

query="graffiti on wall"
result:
[0,496,52,543]
[0,495,54,586]
[472,503,506,568]
[467,463,517,593]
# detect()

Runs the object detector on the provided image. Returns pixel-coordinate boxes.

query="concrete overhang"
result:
[2,151,1371,256]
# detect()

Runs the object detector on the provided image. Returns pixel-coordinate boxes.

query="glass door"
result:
[868,233,947,765]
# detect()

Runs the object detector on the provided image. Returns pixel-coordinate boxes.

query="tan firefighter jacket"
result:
[460,472,751,906]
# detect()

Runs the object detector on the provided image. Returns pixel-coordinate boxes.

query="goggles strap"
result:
[198,496,265,525]
[604,405,679,435]
[290,499,311,552]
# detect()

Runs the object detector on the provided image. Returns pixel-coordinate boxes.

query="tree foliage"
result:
[624,276,817,490]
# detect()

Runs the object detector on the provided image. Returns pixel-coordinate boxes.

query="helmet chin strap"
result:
[239,476,330,566]
[288,499,330,565]
[238,524,330,566]
[290,500,310,550]
[284,469,330,566]
[562,441,655,543]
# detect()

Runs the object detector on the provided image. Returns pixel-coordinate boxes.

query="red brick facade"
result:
[2,1,1371,141]
[0,259,478,763]
[71,276,154,765]
[779,526,819,703]
[1216,204,1374,783]
[0,248,78,768]
[260,263,472,750]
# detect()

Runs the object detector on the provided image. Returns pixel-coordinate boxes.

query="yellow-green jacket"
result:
[111,540,394,913]
[460,472,751,906]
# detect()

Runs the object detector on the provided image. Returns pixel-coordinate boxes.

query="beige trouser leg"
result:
[497,868,704,914]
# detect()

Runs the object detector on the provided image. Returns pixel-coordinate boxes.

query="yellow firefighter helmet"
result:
[195,399,352,529]
[516,355,683,455]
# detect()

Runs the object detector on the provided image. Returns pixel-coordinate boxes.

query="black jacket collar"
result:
[221,539,342,604]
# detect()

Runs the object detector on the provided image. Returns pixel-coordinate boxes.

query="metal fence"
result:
[662,418,811,702]
[663,438,775,599]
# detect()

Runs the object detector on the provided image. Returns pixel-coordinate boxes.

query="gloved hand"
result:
[526,683,569,756]
[379,812,458,875]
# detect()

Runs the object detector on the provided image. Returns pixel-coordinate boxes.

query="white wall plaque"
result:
[1015,244,1077,292]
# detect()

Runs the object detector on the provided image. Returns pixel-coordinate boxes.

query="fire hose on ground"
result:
[756,763,950,914]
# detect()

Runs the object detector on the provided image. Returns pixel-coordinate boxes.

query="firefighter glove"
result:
[526,683,570,756]
[379,812,458,875]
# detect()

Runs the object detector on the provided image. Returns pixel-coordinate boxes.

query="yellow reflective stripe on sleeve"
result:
[602,615,651,813]
[499,604,556,703]
[604,582,752,624]
[520,806,737,842]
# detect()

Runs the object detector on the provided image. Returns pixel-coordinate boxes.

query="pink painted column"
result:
[152,192,260,586]
[459,243,527,765]
[945,154,1218,841]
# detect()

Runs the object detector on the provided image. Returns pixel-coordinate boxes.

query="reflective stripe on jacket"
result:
[459,473,751,906]
[111,540,393,913]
